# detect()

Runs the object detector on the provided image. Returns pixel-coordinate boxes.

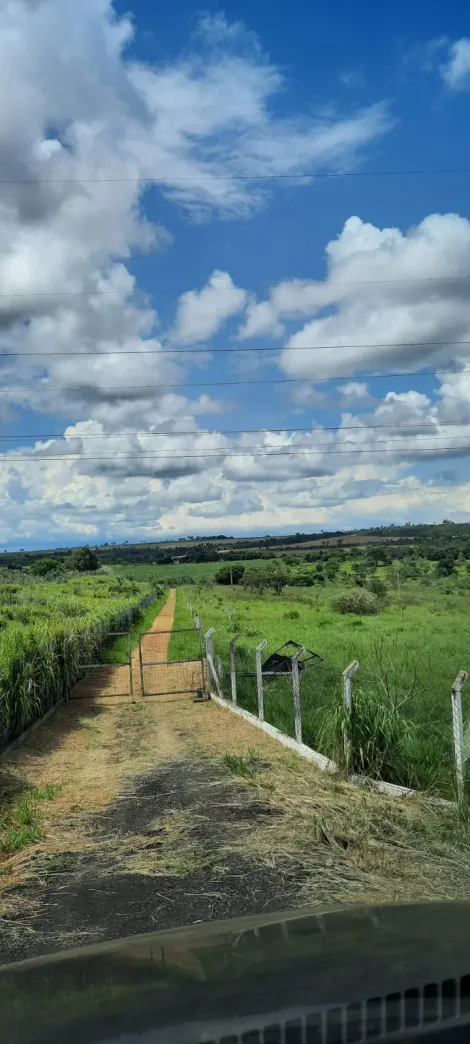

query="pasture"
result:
[171,578,470,799]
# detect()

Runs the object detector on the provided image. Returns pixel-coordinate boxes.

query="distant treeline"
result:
[2,519,470,570]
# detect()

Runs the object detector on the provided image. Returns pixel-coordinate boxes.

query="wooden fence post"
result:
[342,660,360,767]
[452,671,468,802]
[256,639,268,721]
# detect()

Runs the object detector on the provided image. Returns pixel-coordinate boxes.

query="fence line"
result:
[184,591,467,804]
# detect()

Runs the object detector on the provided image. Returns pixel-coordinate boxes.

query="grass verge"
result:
[105,591,167,664]
[0,779,61,857]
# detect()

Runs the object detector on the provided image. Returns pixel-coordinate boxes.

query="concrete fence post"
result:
[451,671,468,802]
[291,648,305,744]
[205,627,215,664]
[256,639,268,721]
[205,627,223,698]
[194,614,204,654]
[230,633,241,705]
[342,661,360,766]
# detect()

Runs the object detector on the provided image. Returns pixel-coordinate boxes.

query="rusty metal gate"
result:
[138,626,205,697]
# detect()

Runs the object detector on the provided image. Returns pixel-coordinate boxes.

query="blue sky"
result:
[1,0,470,548]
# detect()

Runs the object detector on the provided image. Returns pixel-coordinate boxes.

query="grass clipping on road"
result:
[220,747,470,906]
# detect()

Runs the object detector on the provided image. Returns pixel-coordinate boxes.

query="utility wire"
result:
[3,439,470,463]
[3,337,470,358]
[1,419,469,441]
[0,368,462,391]
[1,167,470,184]
[1,272,470,300]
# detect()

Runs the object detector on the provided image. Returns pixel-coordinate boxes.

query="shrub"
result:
[283,609,300,620]
[332,589,379,615]
[31,558,64,577]
[69,547,99,572]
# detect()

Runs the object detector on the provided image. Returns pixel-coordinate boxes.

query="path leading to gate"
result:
[0,589,464,966]
[70,588,202,700]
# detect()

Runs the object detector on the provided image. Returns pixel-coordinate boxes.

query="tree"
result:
[215,564,245,585]
[70,547,99,572]
[31,557,64,577]
[436,558,454,578]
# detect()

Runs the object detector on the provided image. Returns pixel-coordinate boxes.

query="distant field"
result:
[113,559,268,582]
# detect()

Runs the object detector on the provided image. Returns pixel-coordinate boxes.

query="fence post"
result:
[205,627,223,698]
[291,648,305,744]
[128,631,134,703]
[451,671,468,802]
[205,627,215,663]
[138,635,145,698]
[230,633,241,704]
[256,639,268,721]
[342,660,360,767]
[194,614,204,654]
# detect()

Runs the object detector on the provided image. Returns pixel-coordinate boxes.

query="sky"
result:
[2,1,470,548]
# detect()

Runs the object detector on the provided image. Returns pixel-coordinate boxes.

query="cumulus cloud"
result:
[170,272,247,345]
[3,1,469,540]
[440,38,470,90]
[277,212,470,381]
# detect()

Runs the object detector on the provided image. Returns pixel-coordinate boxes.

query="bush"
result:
[69,547,99,572]
[31,558,64,577]
[332,589,379,615]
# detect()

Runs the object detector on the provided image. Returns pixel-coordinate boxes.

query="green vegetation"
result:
[0,781,61,855]
[0,573,158,749]
[215,564,245,585]
[171,572,470,799]
[332,589,380,615]
[114,559,268,585]
[69,546,99,572]
[105,591,166,665]
[31,557,65,577]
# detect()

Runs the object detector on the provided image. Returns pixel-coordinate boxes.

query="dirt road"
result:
[69,588,203,700]
[1,592,467,965]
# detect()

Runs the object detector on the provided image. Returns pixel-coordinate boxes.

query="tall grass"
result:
[0,574,160,749]
[176,586,461,799]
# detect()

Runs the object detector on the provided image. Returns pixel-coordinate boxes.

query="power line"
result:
[3,439,470,463]
[1,272,470,302]
[1,368,462,392]
[2,420,470,442]
[1,167,470,185]
[3,337,470,359]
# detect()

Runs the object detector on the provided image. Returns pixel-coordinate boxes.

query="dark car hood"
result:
[2,901,470,1043]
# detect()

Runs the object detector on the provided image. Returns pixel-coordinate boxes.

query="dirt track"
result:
[69,589,203,700]
[1,591,467,966]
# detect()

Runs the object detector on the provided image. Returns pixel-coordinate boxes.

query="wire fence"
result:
[183,592,467,804]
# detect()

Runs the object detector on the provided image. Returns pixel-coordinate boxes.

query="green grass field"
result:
[0,572,158,748]
[170,580,470,799]
[113,560,268,584]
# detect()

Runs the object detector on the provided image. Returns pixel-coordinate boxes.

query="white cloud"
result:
[3,2,470,539]
[278,213,470,382]
[440,38,470,90]
[170,271,247,345]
